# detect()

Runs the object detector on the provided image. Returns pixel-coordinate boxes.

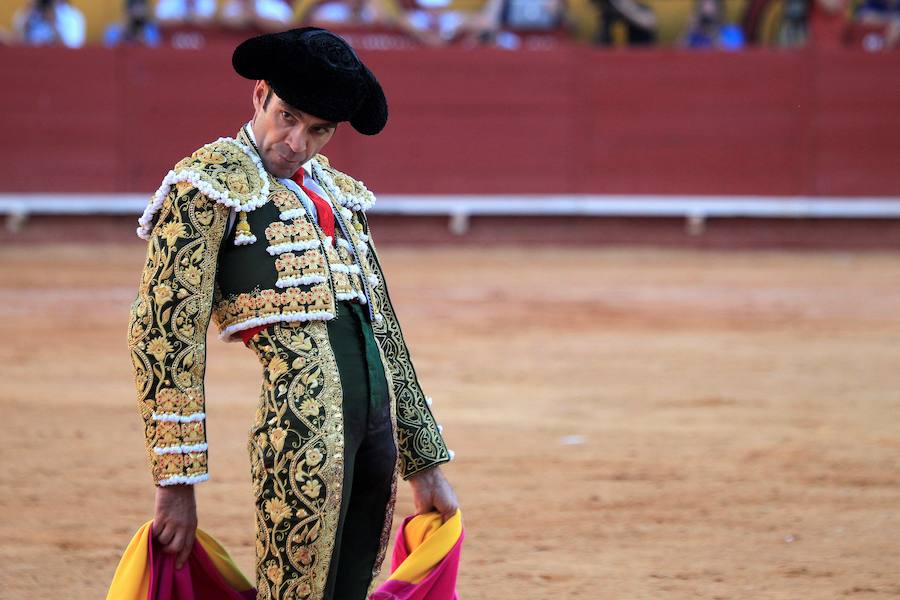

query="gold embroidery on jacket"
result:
[362,223,451,479]
[268,188,303,214]
[274,249,328,287]
[265,220,318,248]
[248,322,344,600]
[213,284,336,337]
[128,188,230,484]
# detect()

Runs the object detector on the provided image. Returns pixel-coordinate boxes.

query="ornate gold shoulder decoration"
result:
[309,155,376,213]
[137,137,270,240]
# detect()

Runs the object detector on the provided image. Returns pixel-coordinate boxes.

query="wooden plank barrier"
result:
[1,45,899,199]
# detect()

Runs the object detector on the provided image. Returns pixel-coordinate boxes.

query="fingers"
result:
[166,529,186,557]
[437,489,460,523]
[175,535,194,569]
[154,520,195,569]
[154,521,175,546]
[439,500,459,523]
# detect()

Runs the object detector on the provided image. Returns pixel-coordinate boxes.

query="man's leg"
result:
[328,400,397,599]
[323,302,398,600]
[248,323,349,600]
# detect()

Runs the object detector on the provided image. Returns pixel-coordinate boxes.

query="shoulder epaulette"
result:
[310,154,376,213]
[137,138,270,240]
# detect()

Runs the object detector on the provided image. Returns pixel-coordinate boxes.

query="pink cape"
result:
[370,510,463,600]
[106,522,256,600]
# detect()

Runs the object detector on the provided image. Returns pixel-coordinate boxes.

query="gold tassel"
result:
[236,211,251,236]
[234,211,256,245]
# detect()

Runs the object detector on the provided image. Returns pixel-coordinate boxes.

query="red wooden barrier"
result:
[1,45,899,197]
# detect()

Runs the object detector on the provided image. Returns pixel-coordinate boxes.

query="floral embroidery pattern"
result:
[360,217,451,480]
[265,219,319,255]
[248,323,344,600]
[213,284,336,341]
[137,138,269,240]
[128,187,230,485]
[274,249,328,289]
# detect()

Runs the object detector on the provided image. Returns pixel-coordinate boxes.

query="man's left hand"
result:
[408,466,459,522]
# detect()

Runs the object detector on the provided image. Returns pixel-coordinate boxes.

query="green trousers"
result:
[324,301,396,599]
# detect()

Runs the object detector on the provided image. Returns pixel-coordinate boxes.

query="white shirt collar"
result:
[245,121,312,177]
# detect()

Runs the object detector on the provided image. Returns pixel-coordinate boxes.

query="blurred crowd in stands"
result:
[2,0,899,50]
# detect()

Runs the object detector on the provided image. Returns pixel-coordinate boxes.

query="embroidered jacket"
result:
[128,127,451,486]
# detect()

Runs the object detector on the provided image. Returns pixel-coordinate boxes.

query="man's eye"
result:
[281,112,293,121]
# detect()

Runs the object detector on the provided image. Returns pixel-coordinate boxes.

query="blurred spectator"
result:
[13,0,85,47]
[460,0,568,48]
[155,0,218,25]
[681,0,744,49]
[809,0,849,49]
[104,0,162,46]
[777,0,809,46]
[220,0,295,29]
[321,0,473,46]
[308,0,382,26]
[393,0,473,45]
[854,0,900,48]
[592,0,656,47]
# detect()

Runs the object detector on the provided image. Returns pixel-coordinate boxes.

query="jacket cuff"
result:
[146,387,209,485]
[401,453,453,481]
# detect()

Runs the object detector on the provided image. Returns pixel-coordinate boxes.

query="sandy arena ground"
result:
[1,243,899,599]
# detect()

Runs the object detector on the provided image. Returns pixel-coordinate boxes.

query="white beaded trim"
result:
[336,290,368,304]
[266,240,320,255]
[367,274,379,287]
[152,412,206,423]
[310,157,376,212]
[234,233,257,246]
[448,450,456,461]
[425,396,433,407]
[219,310,336,342]
[280,208,308,221]
[328,263,361,275]
[154,443,208,455]
[275,274,328,288]
[137,137,270,240]
[159,473,209,486]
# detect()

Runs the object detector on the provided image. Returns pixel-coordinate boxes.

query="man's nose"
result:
[285,127,308,156]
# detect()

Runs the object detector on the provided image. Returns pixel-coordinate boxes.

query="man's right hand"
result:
[154,484,198,569]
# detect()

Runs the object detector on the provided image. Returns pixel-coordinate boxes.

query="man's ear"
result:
[251,80,268,113]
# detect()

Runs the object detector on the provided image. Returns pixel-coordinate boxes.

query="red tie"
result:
[292,168,335,241]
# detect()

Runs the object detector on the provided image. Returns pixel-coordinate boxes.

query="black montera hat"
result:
[232,27,388,136]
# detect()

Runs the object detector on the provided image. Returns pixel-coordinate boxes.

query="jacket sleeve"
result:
[360,216,453,479]
[127,184,231,485]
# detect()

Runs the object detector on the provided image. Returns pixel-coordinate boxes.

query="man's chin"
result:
[264,163,298,178]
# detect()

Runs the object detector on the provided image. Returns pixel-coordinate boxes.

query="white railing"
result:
[2,193,900,235]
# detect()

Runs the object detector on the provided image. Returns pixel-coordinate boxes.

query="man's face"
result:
[250,81,338,178]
